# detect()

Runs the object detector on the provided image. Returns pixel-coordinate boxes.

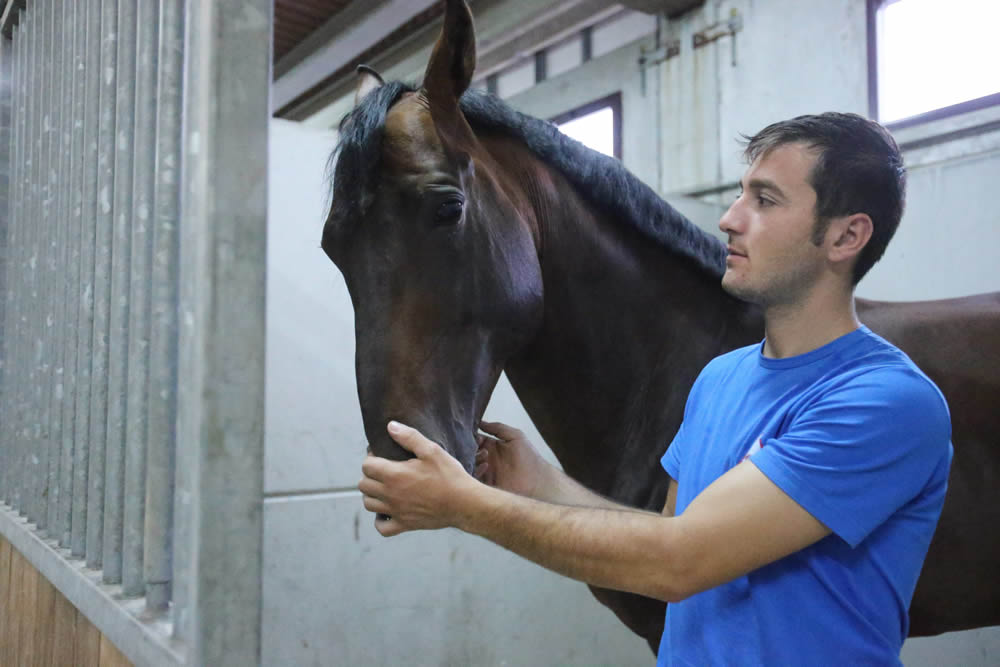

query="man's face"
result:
[719,142,827,307]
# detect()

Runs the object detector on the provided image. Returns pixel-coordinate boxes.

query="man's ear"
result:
[828,213,873,263]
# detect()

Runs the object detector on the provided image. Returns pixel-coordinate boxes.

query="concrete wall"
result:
[269,0,1000,663]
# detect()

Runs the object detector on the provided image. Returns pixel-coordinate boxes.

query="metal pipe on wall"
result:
[2,18,23,508]
[103,0,138,586]
[24,3,40,525]
[73,0,103,560]
[57,0,85,550]
[146,0,182,616]
[0,22,14,507]
[44,0,69,540]
[123,0,160,598]
[87,0,119,569]
[35,0,53,532]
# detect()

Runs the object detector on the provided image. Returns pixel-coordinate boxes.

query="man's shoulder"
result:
[803,329,952,447]
[837,328,949,414]
[701,342,760,377]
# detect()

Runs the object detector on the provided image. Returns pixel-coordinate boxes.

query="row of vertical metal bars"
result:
[0,1,269,665]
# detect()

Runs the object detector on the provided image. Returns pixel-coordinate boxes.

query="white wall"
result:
[270,0,1000,662]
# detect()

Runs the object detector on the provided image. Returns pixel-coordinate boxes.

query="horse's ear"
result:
[354,65,385,107]
[423,0,476,105]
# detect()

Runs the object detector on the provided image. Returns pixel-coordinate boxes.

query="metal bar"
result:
[13,5,29,518]
[122,0,159,598]
[0,22,12,506]
[58,0,86,550]
[6,13,25,513]
[146,0,181,616]
[23,1,40,524]
[87,0,118,569]
[44,0,68,540]
[176,1,269,662]
[103,0,138,586]
[34,0,53,532]
[72,0,102,560]
[1,18,21,507]
[24,2,40,522]
[20,0,35,522]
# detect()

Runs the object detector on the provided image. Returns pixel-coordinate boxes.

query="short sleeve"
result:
[661,420,685,479]
[661,357,720,479]
[749,366,951,548]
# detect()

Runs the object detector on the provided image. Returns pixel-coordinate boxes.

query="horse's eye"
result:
[435,199,464,225]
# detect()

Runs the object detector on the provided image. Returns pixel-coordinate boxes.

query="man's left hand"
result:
[358,421,478,537]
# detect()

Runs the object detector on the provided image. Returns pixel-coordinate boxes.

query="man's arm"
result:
[474,421,647,512]
[360,422,830,602]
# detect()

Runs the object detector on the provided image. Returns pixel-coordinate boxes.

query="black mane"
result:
[329,84,726,278]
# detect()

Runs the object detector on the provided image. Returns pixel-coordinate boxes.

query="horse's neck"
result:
[492,145,762,505]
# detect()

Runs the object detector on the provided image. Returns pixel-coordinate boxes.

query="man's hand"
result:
[358,421,479,537]
[474,421,555,499]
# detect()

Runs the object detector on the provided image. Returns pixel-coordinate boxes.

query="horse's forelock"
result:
[326,81,419,235]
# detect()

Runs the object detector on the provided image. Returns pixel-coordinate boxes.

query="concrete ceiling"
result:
[618,0,704,19]
[271,0,705,119]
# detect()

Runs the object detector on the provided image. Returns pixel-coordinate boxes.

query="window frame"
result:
[867,0,1000,130]
[549,92,623,161]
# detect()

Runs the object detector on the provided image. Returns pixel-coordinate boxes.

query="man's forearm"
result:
[535,463,642,512]
[456,482,687,602]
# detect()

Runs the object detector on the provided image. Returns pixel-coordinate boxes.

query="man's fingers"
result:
[358,476,385,499]
[479,421,523,441]
[374,515,405,537]
[363,495,391,515]
[361,455,388,481]
[386,421,438,458]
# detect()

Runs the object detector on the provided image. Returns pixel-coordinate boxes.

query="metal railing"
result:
[0,1,269,665]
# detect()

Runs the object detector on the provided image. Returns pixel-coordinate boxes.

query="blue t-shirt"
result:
[658,326,952,667]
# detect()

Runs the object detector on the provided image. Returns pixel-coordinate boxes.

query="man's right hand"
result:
[474,421,555,500]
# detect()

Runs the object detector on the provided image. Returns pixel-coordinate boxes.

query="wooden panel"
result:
[0,537,12,667]
[99,632,134,667]
[52,581,78,665]
[16,546,38,667]
[34,566,57,665]
[0,536,133,667]
[75,611,103,667]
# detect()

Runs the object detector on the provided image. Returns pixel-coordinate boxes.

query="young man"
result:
[358,113,953,665]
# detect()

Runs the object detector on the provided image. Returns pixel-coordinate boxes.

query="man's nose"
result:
[719,198,742,235]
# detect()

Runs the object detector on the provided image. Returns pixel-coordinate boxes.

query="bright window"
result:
[872,0,1000,125]
[552,94,622,159]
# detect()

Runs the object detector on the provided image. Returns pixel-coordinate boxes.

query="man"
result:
[358,113,952,665]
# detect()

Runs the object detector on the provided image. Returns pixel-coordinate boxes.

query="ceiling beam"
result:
[273,0,439,113]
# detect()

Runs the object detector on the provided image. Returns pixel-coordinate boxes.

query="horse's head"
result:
[322,0,543,470]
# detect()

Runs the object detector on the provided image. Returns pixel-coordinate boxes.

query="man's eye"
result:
[757,196,773,207]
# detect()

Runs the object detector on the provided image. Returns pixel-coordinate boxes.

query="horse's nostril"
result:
[376,513,391,522]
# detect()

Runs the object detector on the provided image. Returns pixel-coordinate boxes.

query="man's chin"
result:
[721,276,757,304]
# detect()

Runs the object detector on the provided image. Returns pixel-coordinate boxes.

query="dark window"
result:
[550,93,622,160]
[868,0,1000,128]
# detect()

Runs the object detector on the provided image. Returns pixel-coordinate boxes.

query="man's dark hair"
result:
[742,112,906,284]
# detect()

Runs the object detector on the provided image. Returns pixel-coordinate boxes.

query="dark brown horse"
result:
[321,0,1000,650]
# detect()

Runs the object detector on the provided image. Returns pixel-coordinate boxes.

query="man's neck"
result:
[761,283,860,359]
